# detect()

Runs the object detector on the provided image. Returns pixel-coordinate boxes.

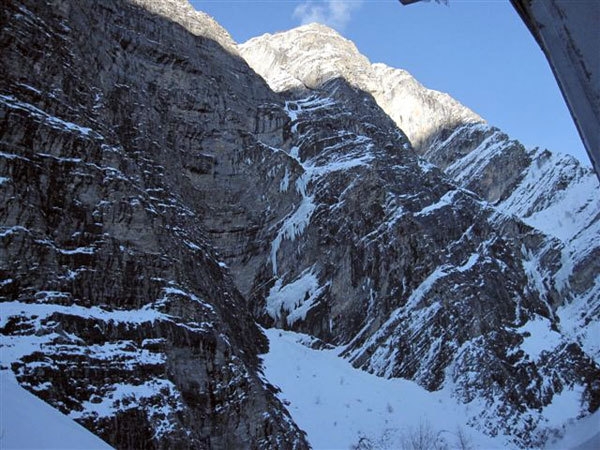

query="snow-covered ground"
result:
[0,371,113,449]
[261,328,600,450]
[545,410,600,450]
[261,328,502,449]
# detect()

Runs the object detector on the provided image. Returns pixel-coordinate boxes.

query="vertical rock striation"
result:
[2,2,598,449]
[1,0,307,448]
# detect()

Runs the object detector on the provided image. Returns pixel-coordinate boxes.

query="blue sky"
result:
[190,0,588,164]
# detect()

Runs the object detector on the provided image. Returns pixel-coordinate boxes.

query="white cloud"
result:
[293,0,364,31]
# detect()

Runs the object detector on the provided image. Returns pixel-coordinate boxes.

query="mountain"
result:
[240,23,600,362]
[425,125,600,362]
[1,0,307,448]
[239,23,484,153]
[1,1,599,449]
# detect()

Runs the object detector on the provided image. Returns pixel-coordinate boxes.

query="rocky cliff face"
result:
[239,23,484,153]
[426,122,600,364]
[0,1,307,448]
[241,21,600,362]
[2,2,599,449]
[239,23,600,447]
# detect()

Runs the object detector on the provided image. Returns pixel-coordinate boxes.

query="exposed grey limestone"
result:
[0,0,306,448]
[239,23,483,153]
[1,1,599,449]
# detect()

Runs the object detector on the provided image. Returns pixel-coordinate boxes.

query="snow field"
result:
[262,328,600,449]
[261,328,503,449]
[0,371,114,449]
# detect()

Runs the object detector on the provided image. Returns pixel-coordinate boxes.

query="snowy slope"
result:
[0,371,113,449]
[261,329,503,449]
[427,123,600,362]
[545,410,600,450]
[262,329,599,450]
[499,148,599,259]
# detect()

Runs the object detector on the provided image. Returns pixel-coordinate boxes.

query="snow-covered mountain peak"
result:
[287,21,348,37]
[239,26,483,151]
[243,22,364,59]
[239,22,371,93]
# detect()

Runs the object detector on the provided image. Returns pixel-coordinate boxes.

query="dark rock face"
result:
[239,22,600,448]
[2,1,599,449]
[235,82,599,447]
[425,122,600,364]
[1,0,306,448]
